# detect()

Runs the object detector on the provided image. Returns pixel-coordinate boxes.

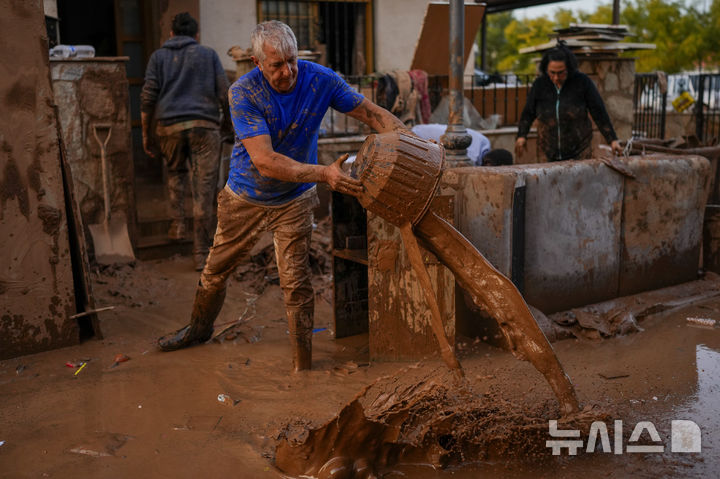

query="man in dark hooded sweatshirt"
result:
[515,42,622,162]
[141,12,230,271]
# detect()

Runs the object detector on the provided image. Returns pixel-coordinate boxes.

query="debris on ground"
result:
[544,273,720,340]
[110,354,130,368]
[233,217,333,299]
[68,433,133,458]
[217,393,241,406]
[686,317,718,328]
[211,293,258,343]
[92,261,168,308]
[598,371,631,380]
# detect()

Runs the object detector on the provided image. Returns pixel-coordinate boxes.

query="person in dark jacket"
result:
[515,43,622,162]
[141,12,230,271]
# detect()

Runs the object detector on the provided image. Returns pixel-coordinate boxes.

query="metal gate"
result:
[695,74,720,145]
[633,72,720,145]
[633,73,667,140]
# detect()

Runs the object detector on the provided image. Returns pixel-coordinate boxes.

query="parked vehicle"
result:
[637,72,720,112]
[668,73,720,111]
[472,69,522,88]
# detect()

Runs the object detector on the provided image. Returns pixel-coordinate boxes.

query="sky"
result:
[516,0,703,19]
[515,0,608,19]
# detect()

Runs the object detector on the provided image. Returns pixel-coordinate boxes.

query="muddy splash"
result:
[275,367,606,478]
[350,132,579,413]
[271,132,589,476]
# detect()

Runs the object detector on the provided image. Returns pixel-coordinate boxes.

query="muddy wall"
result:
[440,155,711,315]
[0,0,79,359]
[50,58,136,248]
[367,197,455,361]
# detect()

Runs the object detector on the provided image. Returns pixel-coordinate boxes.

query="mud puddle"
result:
[376,308,720,478]
[0,257,718,478]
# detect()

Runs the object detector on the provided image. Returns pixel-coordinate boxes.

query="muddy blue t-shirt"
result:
[228,60,364,205]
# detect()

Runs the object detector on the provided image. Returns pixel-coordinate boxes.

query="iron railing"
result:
[321,72,720,145]
[320,73,534,137]
[633,73,667,140]
[633,72,720,145]
[695,74,720,145]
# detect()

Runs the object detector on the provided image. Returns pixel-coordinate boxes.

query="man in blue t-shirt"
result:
[158,21,409,371]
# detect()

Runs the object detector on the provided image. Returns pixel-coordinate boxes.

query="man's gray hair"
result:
[251,21,298,62]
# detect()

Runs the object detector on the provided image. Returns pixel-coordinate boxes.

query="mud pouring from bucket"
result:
[351,131,580,415]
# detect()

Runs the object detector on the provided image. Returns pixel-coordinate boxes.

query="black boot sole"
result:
[157,325,213,352]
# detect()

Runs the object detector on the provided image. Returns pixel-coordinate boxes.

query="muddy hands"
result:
[326,154,363,197]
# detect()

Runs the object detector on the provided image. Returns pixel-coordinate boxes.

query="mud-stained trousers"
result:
[198,185,318,370]
[158,127,221,262]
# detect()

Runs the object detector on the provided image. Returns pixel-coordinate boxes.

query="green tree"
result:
[481,11,514,72]
[707,0,720,67]
[583,4,614,24]
[553,8,578,28]
[498,16,556,74]
[622,0,705,72]
[479,0,720,75]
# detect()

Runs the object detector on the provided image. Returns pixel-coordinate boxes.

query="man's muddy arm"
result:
[140,111,158,158]
[241,134,362,196]
[346,98,410,134]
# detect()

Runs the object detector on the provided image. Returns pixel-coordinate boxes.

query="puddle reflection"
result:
[671,345,720,467]
[384,342,720,478]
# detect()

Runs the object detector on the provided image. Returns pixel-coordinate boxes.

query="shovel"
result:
[88,124,135,264]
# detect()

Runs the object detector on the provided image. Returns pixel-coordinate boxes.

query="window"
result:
[258,0,372,76]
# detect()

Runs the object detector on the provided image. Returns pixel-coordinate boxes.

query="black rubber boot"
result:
[158,285,226,352]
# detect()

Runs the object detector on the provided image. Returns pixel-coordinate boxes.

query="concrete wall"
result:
[43,0,57,18]
[200,0,257,72]
[619,157,709,296]
[521,162,624,311]
[439,155,711,314]
[374,0,429,72]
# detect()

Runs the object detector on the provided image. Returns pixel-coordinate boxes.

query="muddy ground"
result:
[1,248,719,478]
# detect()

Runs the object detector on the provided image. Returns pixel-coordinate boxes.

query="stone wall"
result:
[51,58,136,248]
[578,56,636,149]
